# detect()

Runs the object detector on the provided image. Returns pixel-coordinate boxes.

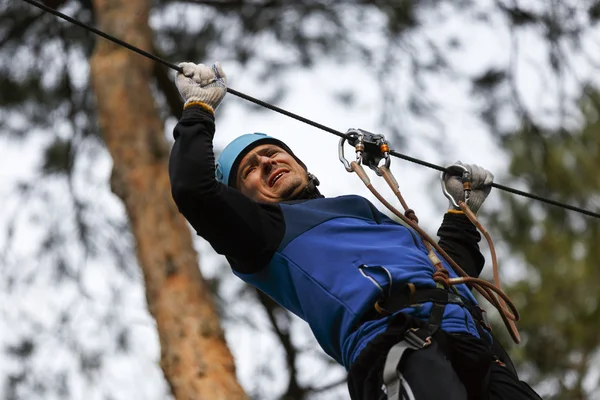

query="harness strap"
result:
[377,284,467,315]
[426,303,445,336]
[382,340,419,400]
[381,285,492,330]
[382,303,445,400]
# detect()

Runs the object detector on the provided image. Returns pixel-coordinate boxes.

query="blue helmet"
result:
[216,133,306,188]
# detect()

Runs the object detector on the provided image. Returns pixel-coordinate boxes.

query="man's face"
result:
[236,144,308,203]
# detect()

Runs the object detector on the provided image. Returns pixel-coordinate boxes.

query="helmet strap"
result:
[292,172,323,200]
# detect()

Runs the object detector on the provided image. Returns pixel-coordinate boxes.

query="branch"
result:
[305,376,347,394]
[42,0,70,9]
[572,352,590,399]
[0,184,31,271]
[165,0,384,9]
[163,0,297,10]
[154,60,183,120]
[0,12,44,50]
[255,289,306,399]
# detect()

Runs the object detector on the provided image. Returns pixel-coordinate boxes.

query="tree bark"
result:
[89,1,247,398]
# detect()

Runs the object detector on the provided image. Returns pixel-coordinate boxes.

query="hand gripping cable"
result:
[339,128,521,344]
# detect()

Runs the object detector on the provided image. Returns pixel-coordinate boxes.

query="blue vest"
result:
[234,195,483,369]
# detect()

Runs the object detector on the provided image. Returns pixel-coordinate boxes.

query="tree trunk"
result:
[89,1,247,398]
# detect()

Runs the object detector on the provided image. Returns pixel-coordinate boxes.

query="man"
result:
[169,62,541,399]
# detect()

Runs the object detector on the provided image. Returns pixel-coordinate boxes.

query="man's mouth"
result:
[268,170,288,187]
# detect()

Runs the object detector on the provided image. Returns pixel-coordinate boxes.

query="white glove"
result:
[443,161,494,214]
[176,62,227,112]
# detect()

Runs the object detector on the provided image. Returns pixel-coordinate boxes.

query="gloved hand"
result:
[176,62,227,112]
[443,161,494,214]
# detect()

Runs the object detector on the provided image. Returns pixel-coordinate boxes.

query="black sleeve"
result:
[437,212,485,278]
[168,105,285,274]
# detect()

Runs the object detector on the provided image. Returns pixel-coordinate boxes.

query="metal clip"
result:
[441,163,472,208]
[354,130,365,165]
[338,130,352,172]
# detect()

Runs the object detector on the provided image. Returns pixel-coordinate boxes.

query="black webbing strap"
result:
[425,302,446,336]
[356,285,475,330]
[377,286,497,399]
[382,302,445,400]
[379,285,467,315]
[382,340,419,400]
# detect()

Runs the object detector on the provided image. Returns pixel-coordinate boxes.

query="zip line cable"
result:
[20,0,600,220]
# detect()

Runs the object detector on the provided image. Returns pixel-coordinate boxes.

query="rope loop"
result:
[404,209,418,223]
[432,269,450,288]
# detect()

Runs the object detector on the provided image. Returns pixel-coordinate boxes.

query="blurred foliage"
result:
[488,92,600,399]
[2,0,600,399]
[42,138,73,174]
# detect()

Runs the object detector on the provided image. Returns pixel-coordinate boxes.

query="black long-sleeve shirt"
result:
[168,105,484,278]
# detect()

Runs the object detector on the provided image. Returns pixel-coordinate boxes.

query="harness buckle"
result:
[479,307,492,331]
[446,292,465,306]
[469,305,492,332]
[404,328,432,349]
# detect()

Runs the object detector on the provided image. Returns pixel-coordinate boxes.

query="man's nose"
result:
[259,155,276,171]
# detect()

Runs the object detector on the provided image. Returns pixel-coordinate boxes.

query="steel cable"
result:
[19,0,600,219]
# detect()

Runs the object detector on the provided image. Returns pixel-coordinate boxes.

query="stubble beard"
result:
[277,175,304,200]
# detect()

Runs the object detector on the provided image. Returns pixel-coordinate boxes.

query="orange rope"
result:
[459,201,520,343]
[353,162,521,343]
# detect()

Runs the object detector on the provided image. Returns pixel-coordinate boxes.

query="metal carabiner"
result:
[338,129,364,172]
[338,136,353,172]
[441,163,472,208]
[374,147,391,176]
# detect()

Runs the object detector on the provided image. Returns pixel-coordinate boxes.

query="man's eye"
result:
[244,166,256,178]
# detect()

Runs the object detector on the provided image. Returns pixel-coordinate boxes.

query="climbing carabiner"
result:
[339,130,360,172]
[441,164,472,208]
[376,150,391,176]
[338,136,353,172]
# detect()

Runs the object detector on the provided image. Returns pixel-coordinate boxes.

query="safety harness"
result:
[365,285,493,400]
[339,129,520,399]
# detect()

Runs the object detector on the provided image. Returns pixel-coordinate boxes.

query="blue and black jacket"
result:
[169,106,486,369]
